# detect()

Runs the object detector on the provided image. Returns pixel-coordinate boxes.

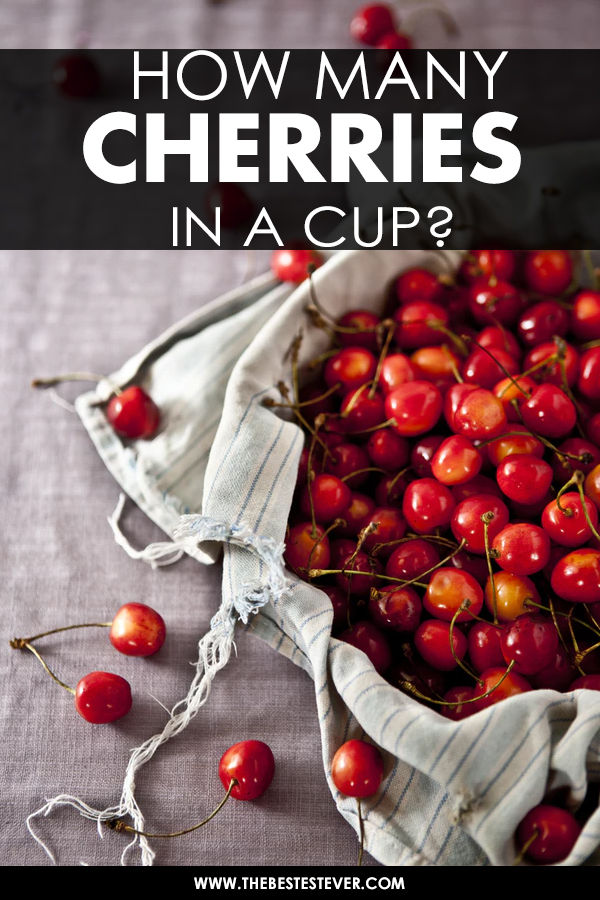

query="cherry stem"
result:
[566,607,586,677]
[10,622,112,645]
[523,598,600,639]
[286,332,303,409]
[357,798,365,867]
[106,779,238,838]
[341,466,387,483]
[371,530,458,558]
[31,372,113,390]
[265,382,341,410]
[443,345,463,384]
[307,568,428,590]
[368,320,395,399]
[11,640,75,695]
[449,600,479,682]
[513,828,539,866]
[481,512,499,624]
[572,473,600,544]
[466,337,529,397]
[574,640,600,667]
[401,660,516,708]
[342,417,399,437]
[308,519,346,573]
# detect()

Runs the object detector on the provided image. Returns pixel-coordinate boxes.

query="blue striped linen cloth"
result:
[76,249,600,867]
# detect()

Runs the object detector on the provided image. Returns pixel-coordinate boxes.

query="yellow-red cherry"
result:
[424,568,483,623]
[109,603,166,657]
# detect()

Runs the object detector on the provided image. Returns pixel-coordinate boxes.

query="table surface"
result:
[3,0,600,869]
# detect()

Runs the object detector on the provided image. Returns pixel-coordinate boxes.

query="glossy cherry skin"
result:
[106,386,160,439]
[477,325,521,360]
[532,646,577,692]
[338,309,380,350]
[338,492,376,538]
[402,478,455,534]
[431,435,482,486]
[385,539,440,582]
[369,585,421,632]
[550,549,600,603]
[577,347,600,402]
[325,442,370,488]
[484,571,540,623]
[218,740,275,801]
[521,384,576,440]
[468,622,504,674]
[492,523,551,576]
[572,290,600,340]
[500,613,558,676]
[473,666,532,711]
[350,3,396,45]
[324,346,377,393]
[367,429,409,471]
[340,388,386,433]
[395,267,443,305]
[109,603,166,657]
[74,671,132,724]
[385,381,443,437]
[423,568,483,622]
[570,674,600,691]
[362,507,406,554]
[394,301,448,349]
[451,474,502,503]
[496,454,553,505]
[462,347,519,390]
[585,464,600,511]
[300,474,351,523]
[375,471,409,507]
[453,388,507,441]
[542,493,598,548]
[377,353,416,395]
[451,494,509,555]
[441,685,475,720]
[284,522,330,574]
[53,53,101,97]
[340,621,391,674]
[270,247,323,283]
[414,620,467,672]
[517,299,569,347]
[444,383,479,431]
[516,805,581,864]
[492,376,536,423]
[321,586,349,630]
[206,183,254,228]
[553,439,600,484]
[524,340,579,388]
[485,425,543,467]
[335,549,382,596]
[468,278,522,326]
[331,739,384,798]
[523,250,573,295]
[410,434,445,477]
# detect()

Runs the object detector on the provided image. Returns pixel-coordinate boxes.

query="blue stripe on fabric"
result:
[342,667,375,693]
[559,710,600,746]
[475,737,551,834]
[298,608,332,630]
[369,759,399,813]
[379,706,405,744]
[320,703,332,722]
[317,680,328,696]
[394,713,426,757]
[236,420,285,523]
[354,682,397,704]
[417,792,449,852]
[379,768,417,829]
[433,824,453,864]
[253,427,302,531]
[428,724,462,776]
[309,623,333,648]
[447,706,498,784]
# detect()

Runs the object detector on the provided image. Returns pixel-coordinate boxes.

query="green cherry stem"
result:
[401,660,516,708]
[10,640,75,695]
[448,600,479,682]
[481,512,499,624]
[357,799,365,867]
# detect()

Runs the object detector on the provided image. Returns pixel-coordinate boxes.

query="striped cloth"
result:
[77,249,600,867]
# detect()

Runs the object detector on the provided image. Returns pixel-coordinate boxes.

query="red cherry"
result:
[376,31,413,49]
[523,250,573,295]
[339,388,386,433]
[550,549,600,603]
[367,428,409,471]
[394,301,448,348]
[350,4,396,45]
[377,353,416,395]
[492,523,551,576]
[518,300,569,347]
[451,494,510,555]
[106,386,160,440]
[410,345,462,390]
[385,381,442,437]
[542,493,598,547]
[477,325,522,360]
[496,454,553,505]
[532,646,577,692]
[325,442,370,488]
[577,347,600,402]
[410,433,445,478]
[500,613,558,676]
[414,619,467,672]
[338,309,381,350]
[484,571,540,622]
[473,666,531,710]
[300,474,351,523]
[462,346,519,389]
[431,435,482,486]
[284,522,330,574]
[423,568,483,622]
[451,474,503,503]
[53,53,101,98]
[585,464,600,511]
[453,388,507,441]
[340,621,391,674]
[521,384,576,439]
[468,621,504,674]
[218,740,275,801]
[324,346,377,393]
[492,377,536,423]
[551,438,600,485]
[572,290,600,340]
[362,507,406,554]
[109,603,166,657]
[588,413,600,446]
[516,805,581,864]
[485,425,543,467]
[206,183,254,229]
[402,477,455,534]
[375,471,409,507]
[468,278,522,327]
[369,585,421,632]
[74,671,132,724]
[337,492,376,537]
[442,685,476,720]
[331,739,384,798]
[385,538,440,582]
[570,674,600,691]
[459,250,516,284]
[270,247,323,283]
[395,268,443,305]
[523,340,579,388]
[321,585,349,630]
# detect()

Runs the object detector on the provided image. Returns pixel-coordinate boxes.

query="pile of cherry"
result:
[279,248,600,863]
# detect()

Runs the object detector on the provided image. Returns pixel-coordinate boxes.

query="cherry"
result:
[550,548,600,603]
[477,325,522,360]
[369,585,421,633]
[284,522,330,573]
[366,428,409,471]
[350,4,396,46]
[395,267,443,305]
[206,183,254,229]
[496,454,553,505]
[299,382,336,425]
[410,433,445,477]
[468,278,522,327]
[387,657,446,700]
[532,646,577,692]
[431,435,482,486]
[423,568,483,622]
[361,507,406,554]
[109,603,166,657]
[340,388,386,433]
[517,300,569,347]
[325,442,370,487]
[450,548,489,584]
[338,492,376,537]
[542,493,598,547]
[523,340,579,388]
[521,384,576,440]
[492,376,536,423]
[468,621,504,673]
[324,347,377,393]
[375,471,409,507]
[523,250,573,295]
[402,478,455,533]
[577,347,600,402]
[321,586,349,630]
[588,413,600,447]
[218,740,275,801]
[584,464,600,511]
[338,309,381,351]
[473,666,531,711]
[552,438,600,484]
[570,674,600,691]
[460,250,516,284]
[492,523,551,576]
[442,686,476,720]
[376,31,413,50]
[485,425,543,467]
[500,613,558,676]
[301,474,351,523]
[377,353,416,395]
[385,538,440,583]
[53,53,101,98]
[394,300,448,348]
[335,549,382,595]
[444,382,478,431]
[484,571,540,622]
[106,386,160,440]
[462,346,519,389]
[451,474,503,503]
[453,388,507,441]
[331,739,384,798]
[451,494,509,555]
[516,805,581,864]
[410,344,461,390]
[414,619,467,672]
[74,671,132,724]
[270,247,323,283]
[340,621,391,674]
[572,290,600,340]
[385,381,442,437]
